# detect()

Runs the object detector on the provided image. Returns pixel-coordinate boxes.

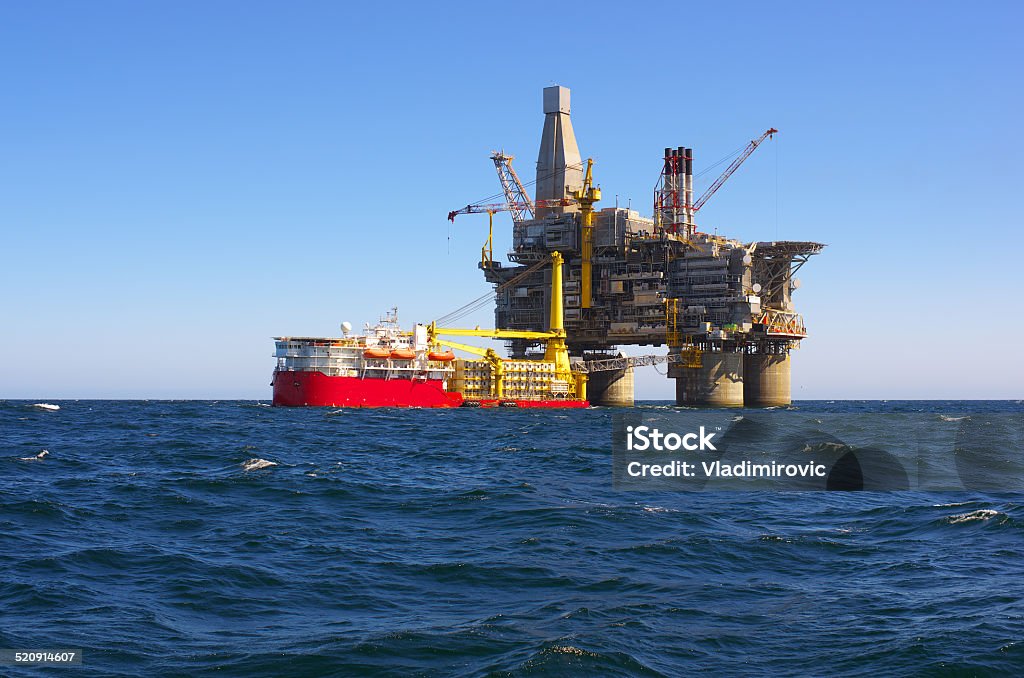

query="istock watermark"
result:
[626,425,719,451]
[612,408,1024,491]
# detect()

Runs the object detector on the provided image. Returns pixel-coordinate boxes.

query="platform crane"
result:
[572,159,601,308]
[446,197,573,222]
[448,198,571,270]
[691,128,777,213]
[448,159,601,307]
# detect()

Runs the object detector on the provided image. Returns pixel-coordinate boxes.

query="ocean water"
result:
[1,400,1022,676]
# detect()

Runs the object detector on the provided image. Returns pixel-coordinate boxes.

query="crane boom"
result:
[491,152,534,224]
[448,198,572,222]
[691,128,777,213]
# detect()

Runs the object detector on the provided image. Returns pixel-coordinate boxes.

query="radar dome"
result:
[341,321,352,335]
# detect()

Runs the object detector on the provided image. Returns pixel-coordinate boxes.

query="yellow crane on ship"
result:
[426,251,586,401]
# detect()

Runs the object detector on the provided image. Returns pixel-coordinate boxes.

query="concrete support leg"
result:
[743,353,792,407]
[673,352,744,408]
[588,367,635,406]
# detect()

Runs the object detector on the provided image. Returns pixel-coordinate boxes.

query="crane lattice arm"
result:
[692,128,777,213]
[448,198,572,222]
[491,152,534,224]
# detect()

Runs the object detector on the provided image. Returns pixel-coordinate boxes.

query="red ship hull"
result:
[273,371,464,408]
[272,371,589,409]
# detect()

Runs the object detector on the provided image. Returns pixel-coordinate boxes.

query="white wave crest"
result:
[20,449,49,461]
[243,458,278,471]
[32,403,60,411]
[948,509,1002,524]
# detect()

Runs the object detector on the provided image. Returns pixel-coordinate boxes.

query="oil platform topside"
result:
[448,85,824,408]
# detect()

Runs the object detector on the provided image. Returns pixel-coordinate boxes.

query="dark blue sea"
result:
[1,400,1022,676]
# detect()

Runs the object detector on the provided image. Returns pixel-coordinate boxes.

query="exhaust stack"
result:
[684,147,693,236]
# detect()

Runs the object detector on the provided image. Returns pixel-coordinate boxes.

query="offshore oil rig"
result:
[447,85,824,408]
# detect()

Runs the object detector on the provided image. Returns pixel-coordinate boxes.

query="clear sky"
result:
[2,1,1021,399]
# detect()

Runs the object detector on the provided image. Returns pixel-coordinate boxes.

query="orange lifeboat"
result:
[363,347,391,359]
[427,350,456,362]
[390,348,416,360]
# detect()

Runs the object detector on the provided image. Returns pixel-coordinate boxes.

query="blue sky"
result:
[2,1,1021,399]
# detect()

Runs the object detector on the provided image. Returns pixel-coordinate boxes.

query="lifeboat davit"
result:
[363,347,391,359]
[427,350,456,362]
[390,348,416,360]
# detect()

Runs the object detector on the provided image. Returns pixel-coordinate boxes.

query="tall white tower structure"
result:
[535,85,583,216]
